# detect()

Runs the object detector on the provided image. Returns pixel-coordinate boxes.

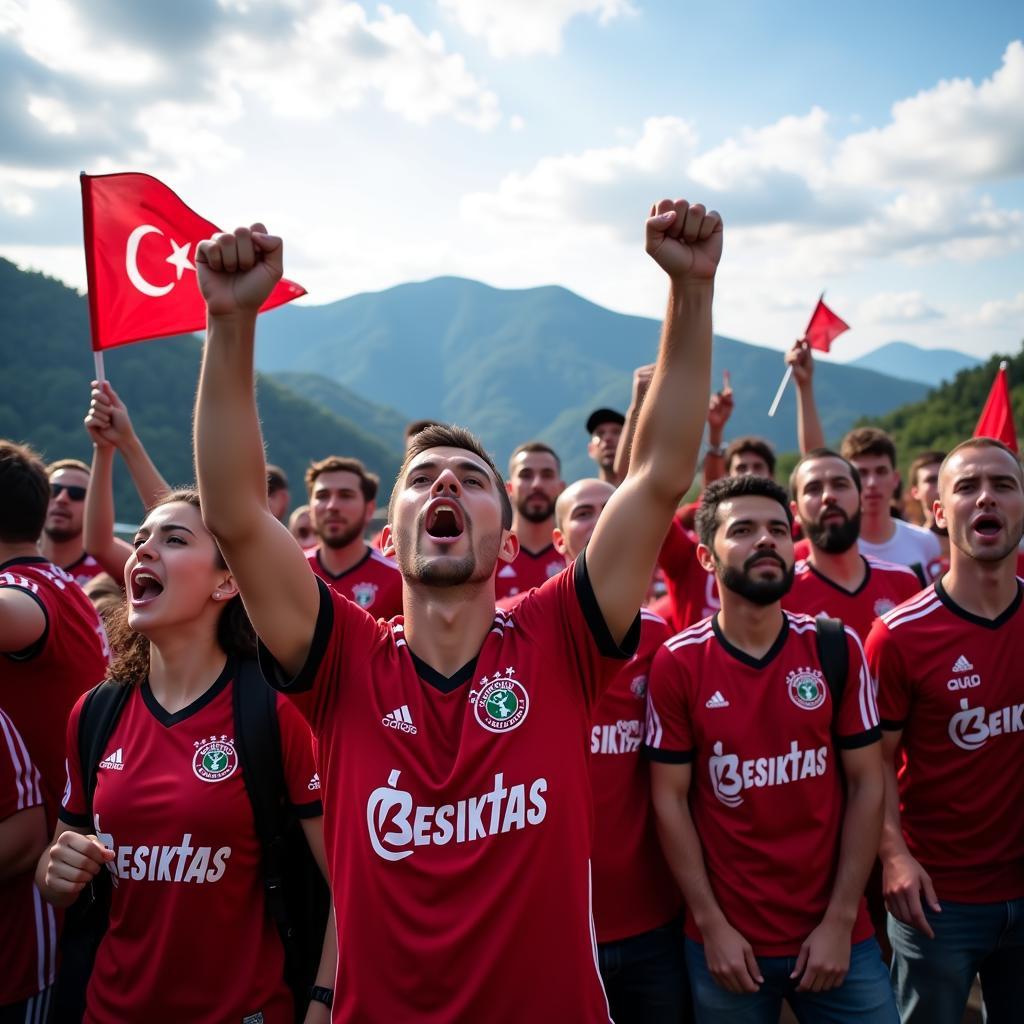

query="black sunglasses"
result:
[51,483,87,501]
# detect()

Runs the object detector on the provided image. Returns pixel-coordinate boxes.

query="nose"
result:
[754,528,777,549]
[432,469,461,497]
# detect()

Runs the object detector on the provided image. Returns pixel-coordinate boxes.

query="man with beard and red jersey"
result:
[784,449,921,639]
[304,455,402,619]
[39,459,104,588]
[495,442,567,604]
[552,477,687,1023]
[193,196,719,1021]
[868,438,1024,1024]
[646,474,896,1022]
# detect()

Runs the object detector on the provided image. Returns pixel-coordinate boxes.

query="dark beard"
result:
[318,521,364,549]
[719,551,795,605]
[44,524,81,544]
[805,508,861,554]
[517,496,555,524]
[412,552,478,586]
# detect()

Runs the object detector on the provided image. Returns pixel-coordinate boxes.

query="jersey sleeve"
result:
[833,628,882,749]
[865,618,910,732]
[512,552,641,710]
[0,709,44,821]
[258,577,384,732]
[58,693,90,828]
[275,695,323,819]
[643,643,695,763]
[0,568,52,661]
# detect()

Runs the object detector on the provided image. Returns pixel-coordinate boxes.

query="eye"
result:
[166,534,186,545]
[464,475,483,487]
[132,537,144,549]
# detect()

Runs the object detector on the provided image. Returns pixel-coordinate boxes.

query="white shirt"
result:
[859,519,942,581]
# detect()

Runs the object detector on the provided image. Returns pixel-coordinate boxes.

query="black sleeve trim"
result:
[291,798,323,819]
[642,745,695,764]
[2,586,50,662]
[574,550,641,660]
[57,808,91,828]
[879,717,907,732]
[836,726,882,750]
[257,578,335,694]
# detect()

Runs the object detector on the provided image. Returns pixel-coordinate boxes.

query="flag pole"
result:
[767,365,792,418]
[93,351,106,383]
[81,171,106,383]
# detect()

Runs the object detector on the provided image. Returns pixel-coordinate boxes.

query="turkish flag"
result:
[81,172,306,351]
[803,295,850,353]
[974,362,1018,453]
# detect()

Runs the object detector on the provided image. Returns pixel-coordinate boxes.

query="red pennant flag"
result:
[974,361,1018,453]
[803,295,850,353]
[81,172,306,352]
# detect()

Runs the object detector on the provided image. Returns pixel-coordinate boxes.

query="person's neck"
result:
[0,541,43,567]
[859,511,895,546]
[806,544,865,591]
[511,516,553,555]
[942,551,1020,620]
[317,537,368,576]
[716,595,785,661]
[147,624,228,715]
[402,580,499,678]
[598,465,622,487]
[39,533,85,569]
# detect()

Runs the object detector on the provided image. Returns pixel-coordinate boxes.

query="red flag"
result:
[974,361,1018,453]
[81,172,306,351]
[803,295,850,353]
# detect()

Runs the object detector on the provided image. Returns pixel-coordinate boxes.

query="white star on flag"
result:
[165,238,194,280]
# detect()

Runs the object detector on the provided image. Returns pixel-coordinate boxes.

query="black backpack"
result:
[815,616,849,732]
[51,660,329,1023]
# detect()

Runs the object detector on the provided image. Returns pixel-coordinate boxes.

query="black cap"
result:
[585,408,625,434]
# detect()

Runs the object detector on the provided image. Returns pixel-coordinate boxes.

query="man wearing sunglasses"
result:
[40,460,104,588]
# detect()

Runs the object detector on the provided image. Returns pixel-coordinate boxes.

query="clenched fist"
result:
[646,200,722,283]
[196,223,283,318]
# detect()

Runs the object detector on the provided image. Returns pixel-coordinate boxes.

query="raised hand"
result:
[707,370,734,432]
[85,381,136,450]
[632,363,656,404]
[196,223,283,318]
[645,199,723,282]
[786,338,814,387]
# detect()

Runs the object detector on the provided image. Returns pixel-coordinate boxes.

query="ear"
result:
[552,527,569,558]
[212,574,240,602]
[933,498,947,532]
[696,541,716,575]
[789,499,801,526]
[505,480,513,497]
[496,529,519,565]
[380,524,395,558]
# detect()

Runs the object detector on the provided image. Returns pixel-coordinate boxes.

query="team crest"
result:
[873,598,895,617]
[546,560,564,579]
[192,735,238,783]
[630,675,648,699]
[786,668,827,711]
[471,668,530,733]
[352,582,378,609]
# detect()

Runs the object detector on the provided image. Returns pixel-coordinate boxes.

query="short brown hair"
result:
[508,441,561,473]
[305,456,379,503]
[696,475,792,550]
[0,440,50,542]
[725,436,776,477]
[47,458,90,478]
[390,423,513,529]
[266,464,289,495]
[789,447,862,498]
[405,419,443,442]
[841,427,897,469]
[909,450,947,487]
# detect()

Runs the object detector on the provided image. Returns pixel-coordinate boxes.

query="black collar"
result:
[805,555,870,598]
[409,650,480,695]
[316,545,371,581]
[712,612,789,670]
[142,657,234,728]
[0,555,50,572]
[935,576,1023,630]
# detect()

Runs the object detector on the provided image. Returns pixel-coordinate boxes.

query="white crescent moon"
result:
[125,225,173,297]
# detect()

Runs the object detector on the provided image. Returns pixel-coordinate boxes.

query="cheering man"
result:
[193,197,719,1021]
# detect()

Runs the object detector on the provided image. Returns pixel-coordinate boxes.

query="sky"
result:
[1,0,1022,361]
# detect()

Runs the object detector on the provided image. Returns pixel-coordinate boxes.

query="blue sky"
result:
[1,0,1022,362]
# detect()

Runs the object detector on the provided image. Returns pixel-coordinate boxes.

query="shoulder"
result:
[878,584,942,632]
[663,616,716,654]
[793,559,812,578]
[865,554,921,580]
[369,549,399,573]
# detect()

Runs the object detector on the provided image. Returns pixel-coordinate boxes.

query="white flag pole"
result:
[767,365,792,418]
[93,350,106,383]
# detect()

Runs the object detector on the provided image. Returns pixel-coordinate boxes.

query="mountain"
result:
[254,277,930,481]
[0,259,403,524]
[848,341,981,387]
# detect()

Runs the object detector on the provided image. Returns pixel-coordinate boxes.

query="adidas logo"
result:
[99,748,125,771]
[382,704,418,735]
[705,691,730,709]
[952,655,974,673]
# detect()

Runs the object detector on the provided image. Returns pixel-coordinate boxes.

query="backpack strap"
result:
[78,680,133,825]
[232,658,292,944]
[814,617,848,730]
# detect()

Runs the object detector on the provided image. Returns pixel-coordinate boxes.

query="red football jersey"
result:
[784,555,922,641]
[646,612,879,956]
[590,609,681,943]
[0,707,57,1005]
[868,580,1024,902]
[64,552,105,589]
[494,544,568,602]
[658,519,719,632]
[60,664,321,1024]
[0,557,108,820]
[260,558,639,1022]
[306,544,402,619]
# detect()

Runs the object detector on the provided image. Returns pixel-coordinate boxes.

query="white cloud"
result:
[969,292,1024,328]
[438,0,634,58]
[860,291,943,324]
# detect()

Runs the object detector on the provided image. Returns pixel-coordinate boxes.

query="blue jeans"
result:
[888,899,1024,1024]
[598,919,691,1023]
[685,936,898,1023]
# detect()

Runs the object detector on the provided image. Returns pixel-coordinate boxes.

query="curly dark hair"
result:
[695,474,793,551]
[105,488,256,687]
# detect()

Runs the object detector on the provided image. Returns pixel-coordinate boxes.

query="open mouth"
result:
[424,500,465,541]
[129,568,165,606]
[971,514,1002,538]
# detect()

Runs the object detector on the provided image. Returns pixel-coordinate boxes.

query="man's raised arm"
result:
[587,198,720,642]
[194,224,319,676]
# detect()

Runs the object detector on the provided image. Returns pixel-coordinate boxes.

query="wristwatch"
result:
[705,444,725,458]
[309,985,334,1009]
